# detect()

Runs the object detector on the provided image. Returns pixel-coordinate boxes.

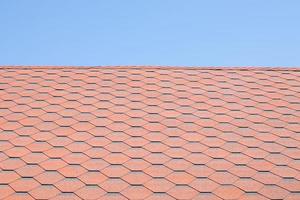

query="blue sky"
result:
[0,0,299,67]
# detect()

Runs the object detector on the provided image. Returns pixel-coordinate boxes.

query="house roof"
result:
[0,66,299,200]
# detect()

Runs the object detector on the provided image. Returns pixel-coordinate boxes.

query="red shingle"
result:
[0,66,300,199]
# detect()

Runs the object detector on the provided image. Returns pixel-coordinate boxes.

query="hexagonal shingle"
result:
[54,178,84,192]
[101,178,129,192]
[0,66,299,200]
[75,185,106,200]
[214,185,244,200]
[121,186,152,199]
[167,185,198,200]
[29,185,60,199]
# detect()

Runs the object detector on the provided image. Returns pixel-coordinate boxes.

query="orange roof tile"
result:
[0,66,300,199]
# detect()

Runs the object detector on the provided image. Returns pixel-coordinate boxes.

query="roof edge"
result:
[1,65,300,71]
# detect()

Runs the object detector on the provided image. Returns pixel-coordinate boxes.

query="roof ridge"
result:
[1,65,300,71]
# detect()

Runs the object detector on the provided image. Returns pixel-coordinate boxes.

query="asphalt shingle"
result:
[0,66,300,199]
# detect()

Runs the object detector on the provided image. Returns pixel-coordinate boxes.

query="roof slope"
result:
[0,66,299,200]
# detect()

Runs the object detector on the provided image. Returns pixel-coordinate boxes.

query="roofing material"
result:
[0,66,299,200]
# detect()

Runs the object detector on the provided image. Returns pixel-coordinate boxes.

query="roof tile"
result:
[29,185,60,199]
[101,178,129,192]
[167,185,198,200]
[121,186,152,199]
[75,185,106,200]
[0,66,299,199]
[54,178,84,192]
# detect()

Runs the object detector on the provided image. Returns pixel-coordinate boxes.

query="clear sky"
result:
[0,0,299,67]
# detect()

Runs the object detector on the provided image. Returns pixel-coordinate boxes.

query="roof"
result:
[0,66,299,200]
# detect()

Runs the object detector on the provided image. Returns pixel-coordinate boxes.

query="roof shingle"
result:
[0,66,300,199]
